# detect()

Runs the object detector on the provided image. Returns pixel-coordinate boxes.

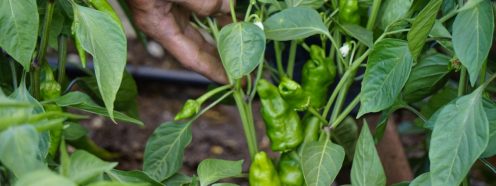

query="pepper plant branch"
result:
[330,93,360,129]
[458,67,467,96]
[286,40,297,78]
[57,36,68,84]
[31,1,55,99]
[274,41,285,77]
[229,0,237,23]
[233,80,258,159]
[193,90,234,120]
[403,105,427,123]
[196,84,232,104]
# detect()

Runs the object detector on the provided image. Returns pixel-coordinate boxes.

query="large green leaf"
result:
[481,98,496,158]
[106,169,162,186]
[285,0,324,9]
[452,0,494,85]
[358,39,413,117]
[73,4,127,119]
[351,124,386,186]
[407,0,442,60]
[0,0,39,69]
[68,150,118,184]
[218,22,265,80]
[409,172,430,186]
[301,140,345,186]
[0,125,45,178]
[377,0,413,30]
[417,87,457,128]
[402,53,451,103]
[54,92,143,126]
[14,170,76,186]
[197,159,243,186]
[263,7,330,41]
[429,87,489,186]
[143,122,193,181]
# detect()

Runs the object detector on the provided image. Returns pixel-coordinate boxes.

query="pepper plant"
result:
[1,0,496,185]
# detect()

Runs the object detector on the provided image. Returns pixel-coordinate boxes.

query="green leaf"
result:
[429,87,489,186]
[14,170,76,186]
[407,0,442,60]
[358,39,413,117]
[54,92,143,126]
[218,22,265,80]
[481,98,496,158]
[377,0,413,30]
[409,172,430,186]
[340,24,373,47]
[264,7,330,41]
[163,173,192,186]
[301,140,345,186]
[106,169,162,186]
[68,150,118,184]
[0,125,45,177]
[143,122,193,181]
[285,0,324,9]
[452,0,494,85]
[402,53,451,103]
[331,117,358,161]
[351,123,386,186]
[0,0,39,69]
[73,4,127,119]
[197,159,243,186]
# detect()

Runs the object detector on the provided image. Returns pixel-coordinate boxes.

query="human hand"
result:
[127,0,232,84]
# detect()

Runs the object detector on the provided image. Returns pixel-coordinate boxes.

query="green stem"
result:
[322,49,371,118]
[479,60,487,87]
[330,77,353,122]
[330,94,360,128]
[9,59,17,87]
[197,85,232,103]
[459,67,467,96]
[366,0,382,31]
[194,90,234,119]
[286,40,297,78]
[308,107,329,124]
[207,18,220,41]
[31,0,55,99]
[249,61,264,102]
[233,81,258,159]
[403,105,427,123]
[274,41,285,77]
[244,0,254,21]
[229,0,237,23]
[57,35,68,85]
[440,7,459,23]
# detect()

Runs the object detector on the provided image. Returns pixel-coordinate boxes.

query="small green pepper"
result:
[278,76,310,111]
[257,79,304,151]
[175,99,200,121]
[338,0,361,25]
[40,65,61,100]
[278,151,304,186]
[249,151,282,186]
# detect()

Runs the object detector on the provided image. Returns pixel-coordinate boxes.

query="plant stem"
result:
[195,90,234,119]
[233,81,258,159]
[197,84,232,103]
[229,0,237,23]
[440,7,459,23]
[57,35,68,85]
[366,0,382,31]
[322,49,371,118]
[249,61,264,102]
[274,41,285,77]
[403,105,427,123]
[330,77,353,122]
[286,40,297,78]
[330,94,360,128]
[244,0,254,21]
[308,107,329,124]
[458,67,467,96]
[31,0,55,99]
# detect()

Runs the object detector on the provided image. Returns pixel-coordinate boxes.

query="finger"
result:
[157,7,228,83]
[168,0,231,16]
